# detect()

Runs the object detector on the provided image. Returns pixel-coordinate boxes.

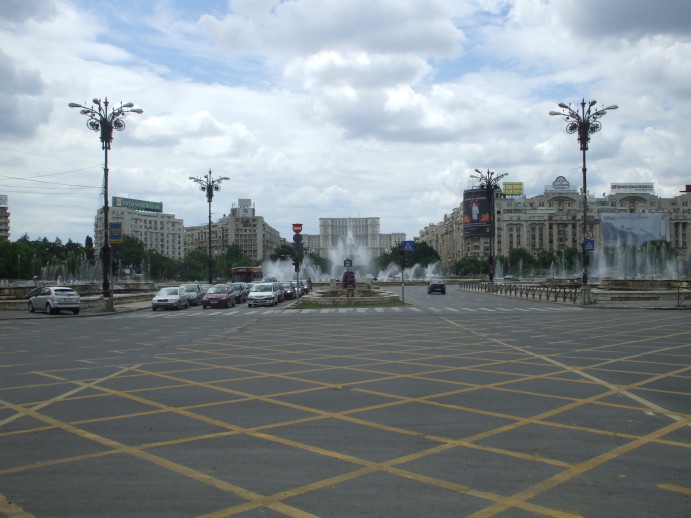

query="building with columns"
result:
[418,180,690,273]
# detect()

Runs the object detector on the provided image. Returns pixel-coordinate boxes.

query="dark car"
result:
[202,284,235,309]
[180,283,203,306]
[229,282,248,303]
[281,282,297,300]
[427,278,446,294]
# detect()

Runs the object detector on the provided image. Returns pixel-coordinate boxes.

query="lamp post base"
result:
[579,286,595,305]
[98,297,115,312]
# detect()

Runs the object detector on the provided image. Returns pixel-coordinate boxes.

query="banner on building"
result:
[610,183,654,194]
[0,194,7,207]
[113,197,163,213]
[600,213,669,248]
[463,189,492,238]
[502,182,524,196]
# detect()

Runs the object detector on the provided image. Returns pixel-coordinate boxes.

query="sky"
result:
[1,0,690,245]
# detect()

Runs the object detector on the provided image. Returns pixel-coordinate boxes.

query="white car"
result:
[152,287,190,311]
[247,282,280,307]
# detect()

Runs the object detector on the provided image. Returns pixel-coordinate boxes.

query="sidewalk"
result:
[0,297,153,320]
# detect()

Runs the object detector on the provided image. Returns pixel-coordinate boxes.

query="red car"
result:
[201,285,235,309]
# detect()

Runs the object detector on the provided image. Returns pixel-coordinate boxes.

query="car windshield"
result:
[207,287,227,293]
[281,283,292,288]
[251,284,272,292]
[230,283,243,290]
[159,288,178,295]
[182,286,197,292]
[430,279,444,284]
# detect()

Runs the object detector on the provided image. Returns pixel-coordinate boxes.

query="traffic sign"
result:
[293,233,303,243]
[401,241,414,252]
[344,258,352,267]
[292,223,303,234]
[584,230,594,240]
[583,239,595,252]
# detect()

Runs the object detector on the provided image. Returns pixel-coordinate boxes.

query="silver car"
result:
[179,284,203,306]
[28,286,81,315]
[152,287,190,311]
[247,282,280,307]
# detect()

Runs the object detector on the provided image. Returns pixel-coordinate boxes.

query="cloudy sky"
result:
[1,0,690,245]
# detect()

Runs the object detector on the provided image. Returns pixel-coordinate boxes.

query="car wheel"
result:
[46,303,54,315]
[72,309,80,315]
[442,290,446,294]
[152,307,157,311]
[175,301,181,310]
[28,301,35,313]
[202,304,207,309]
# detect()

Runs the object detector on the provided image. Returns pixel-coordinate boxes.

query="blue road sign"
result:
[583,239,595,251]
[401,241,414,252]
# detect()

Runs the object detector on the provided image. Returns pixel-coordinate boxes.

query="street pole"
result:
[189,171,230,286]
[69,98,143,311]
[472,169,508,283]
[550,99,618,288]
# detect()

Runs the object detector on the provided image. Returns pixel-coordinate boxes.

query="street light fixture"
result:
[549,99,617,286]
[470,168,508,282]
[189,170,230,285]
[68,97,143,310]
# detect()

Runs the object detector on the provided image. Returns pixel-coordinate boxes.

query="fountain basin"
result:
[297,286,401,306]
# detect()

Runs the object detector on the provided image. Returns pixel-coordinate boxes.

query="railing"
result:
[458,280,581,303]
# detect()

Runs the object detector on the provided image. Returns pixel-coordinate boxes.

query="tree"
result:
[115,235,146,273]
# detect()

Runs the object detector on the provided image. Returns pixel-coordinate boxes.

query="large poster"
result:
[600,213,669,248]
[463,189,492,238]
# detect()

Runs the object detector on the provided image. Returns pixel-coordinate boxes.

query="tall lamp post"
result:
[549,99,617,286]
[471,168,507,282]
[189,170,230,285]
[68,97,143,310]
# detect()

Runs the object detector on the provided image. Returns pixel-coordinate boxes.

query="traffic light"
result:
[292,257,300,272]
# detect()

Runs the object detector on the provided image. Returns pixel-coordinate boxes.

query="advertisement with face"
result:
[463,189,492,237]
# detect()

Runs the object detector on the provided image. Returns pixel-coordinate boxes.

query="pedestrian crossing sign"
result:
[401,241,414,252]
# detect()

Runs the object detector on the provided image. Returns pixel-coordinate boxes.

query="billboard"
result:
[112,197,163,213]
[0,194,7,207]
[600,213,669,248]
[611,183,654,194]
[502,182,524,196]
[463,189,492,238]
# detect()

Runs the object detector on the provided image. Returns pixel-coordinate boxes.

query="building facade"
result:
[0,195,9,241]
[95,198,185,259]
[185,199,282,261]
[303,217,405,259]
[418,181,691,272]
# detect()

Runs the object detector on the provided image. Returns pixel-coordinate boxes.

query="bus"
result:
[230,266,263,283]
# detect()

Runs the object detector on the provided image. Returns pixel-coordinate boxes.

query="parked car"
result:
[503,275,520,281]
[247,282,280,307]
[199,283,212,294]
[281,282,297,300]
[290,280,306,297]
[202,284,235,309]
[180,284,203,306]
[152,287,190,311]
[28,286,81,315]
[427,278,446,294]
[229,282,248,303]
[274,282,285,303]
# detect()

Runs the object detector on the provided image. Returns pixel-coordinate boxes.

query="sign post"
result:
[292,224,303,300]
[400,241,414,303]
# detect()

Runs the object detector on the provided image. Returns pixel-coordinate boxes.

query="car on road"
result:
[291,280,306,297]
[503,275,520,281]
[202,284,235,309]
[180,284,203,306]
[28,286,81,315]
[427,278,446,294]
[229,282,249,303]
[274,282,285,303]
[247,282,281,307]
[152,287,190,311]
[281,282,297,300]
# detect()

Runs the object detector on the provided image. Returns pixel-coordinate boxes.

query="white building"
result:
[303,217,405,259]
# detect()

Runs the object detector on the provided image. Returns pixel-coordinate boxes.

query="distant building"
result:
[303,217,405,259]
[95,197,184,259]
[418,180,691,271]
[186,199,282,261]
[0,195,9,241]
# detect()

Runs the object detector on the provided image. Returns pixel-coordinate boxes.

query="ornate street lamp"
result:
[471,168,508,282]
[189,171,230,285]
[68,97,143,310]
[550,99,617,286]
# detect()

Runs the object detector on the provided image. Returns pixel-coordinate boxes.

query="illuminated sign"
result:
[610,183,654,194]
[502,182,524,196]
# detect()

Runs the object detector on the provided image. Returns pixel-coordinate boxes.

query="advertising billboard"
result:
[463,189,492,238]
[112,197,163,213]
[600,213,669,248]
[610,183,654,194]
[502,182,524,196]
